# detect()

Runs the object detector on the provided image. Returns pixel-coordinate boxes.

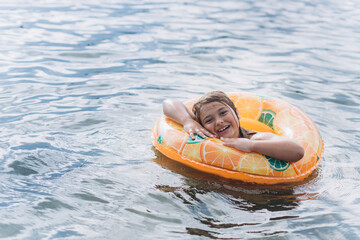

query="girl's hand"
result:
[183,119,215,139]
[162,98,214,139]
[221,137,253,152]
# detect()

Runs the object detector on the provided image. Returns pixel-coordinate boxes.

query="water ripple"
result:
[0,0,360,239]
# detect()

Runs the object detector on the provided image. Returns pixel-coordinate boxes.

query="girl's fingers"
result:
[194,129,207,139]
[203,131,214,138]
[189,130,195,139]
[223,142,233,147]
[220,137,230,141]
[195,128,208,138]
[221,138,236,145]
[204,130,215,138]
[188,127,215,139]
[199,128,214,138]
[222,140,233,145]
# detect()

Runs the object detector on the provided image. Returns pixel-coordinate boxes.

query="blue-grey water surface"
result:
[0,0,360,239]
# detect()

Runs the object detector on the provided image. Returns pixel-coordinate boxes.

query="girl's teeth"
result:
[219,126,229,132]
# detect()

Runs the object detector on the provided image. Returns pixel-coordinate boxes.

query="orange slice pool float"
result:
[151,92,324,184]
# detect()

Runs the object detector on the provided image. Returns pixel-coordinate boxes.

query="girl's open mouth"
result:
[218,125,230,133]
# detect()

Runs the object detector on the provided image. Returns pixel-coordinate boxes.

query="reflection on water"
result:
[0,0,360,239]
[153,148,303,212]
[152,149,324,238]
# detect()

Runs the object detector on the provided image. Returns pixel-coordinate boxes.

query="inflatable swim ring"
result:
[151,92,324,184]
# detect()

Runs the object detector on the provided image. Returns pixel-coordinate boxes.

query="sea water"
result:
[0,0,359,239]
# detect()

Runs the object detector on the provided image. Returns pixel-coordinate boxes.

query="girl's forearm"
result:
[162,99,194,124]
[251,139,304,162]
[163,99,215,139]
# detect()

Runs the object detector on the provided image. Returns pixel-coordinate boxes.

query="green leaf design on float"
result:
[265,155,290,172]
[157,135,163,144]
[258,109,276,129]
[187,134,205,144]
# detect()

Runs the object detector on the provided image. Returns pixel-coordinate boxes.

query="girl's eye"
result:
[205,119,213,124]
[220,111,227,116]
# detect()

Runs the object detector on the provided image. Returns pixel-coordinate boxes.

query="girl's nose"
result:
[215,117,223,126]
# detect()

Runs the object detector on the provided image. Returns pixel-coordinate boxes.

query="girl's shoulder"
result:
[240,127,257,138]
[246,129,257,136]
[250,132,277,140]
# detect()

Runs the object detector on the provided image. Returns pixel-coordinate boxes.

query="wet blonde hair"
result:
[192,91,251,138]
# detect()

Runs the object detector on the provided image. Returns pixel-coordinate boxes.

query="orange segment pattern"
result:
[236,153,270,175]
[262,98,291,114]
[182,142,203,162]
[200,138,243,169]
[234,93,263,120]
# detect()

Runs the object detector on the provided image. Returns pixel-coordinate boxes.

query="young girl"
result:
[163,91,304,162]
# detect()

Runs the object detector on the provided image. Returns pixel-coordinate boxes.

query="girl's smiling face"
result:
[199,102,240,138]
